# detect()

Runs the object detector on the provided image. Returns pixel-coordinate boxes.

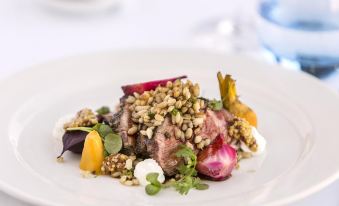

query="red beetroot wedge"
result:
[121,75,187,95]
[197,134,237,181]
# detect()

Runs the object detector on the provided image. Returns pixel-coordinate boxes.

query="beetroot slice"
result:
[121,75,187,95]
[197,134,237,181]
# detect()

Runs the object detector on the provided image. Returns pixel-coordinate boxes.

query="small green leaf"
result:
[66,127,93,133]
[193,178,209,190]
[194,183,209,190]
[146,173,161,187]
[145,184,161,196]
[93,123,113,138]
[208,99,223,111]
[96,106,111,115]
[171,108,179,116]
[104,133,122,155]
[103,150,110,157]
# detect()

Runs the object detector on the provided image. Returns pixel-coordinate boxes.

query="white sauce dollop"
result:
[240,127,266,156]
[134,159,165,186]
[52,114,74,141]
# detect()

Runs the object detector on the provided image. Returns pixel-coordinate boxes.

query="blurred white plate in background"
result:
[35,0,122,14]
[0,50,339,206]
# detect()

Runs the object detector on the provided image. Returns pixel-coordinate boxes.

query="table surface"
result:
[0,0,338,205]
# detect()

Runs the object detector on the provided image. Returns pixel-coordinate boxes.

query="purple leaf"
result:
[58,130,88,158]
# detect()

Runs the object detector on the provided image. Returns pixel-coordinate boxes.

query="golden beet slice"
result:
[80,130,104,174]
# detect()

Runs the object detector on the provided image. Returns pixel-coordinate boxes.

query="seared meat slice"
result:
[137,109,233,176]
[199,109,233,143]
[135,134,149,158]
[147,118,183,176]
[116,103,136,155]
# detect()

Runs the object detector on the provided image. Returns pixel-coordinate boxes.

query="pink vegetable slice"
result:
[197,134,237,181]
[121,75,187,95]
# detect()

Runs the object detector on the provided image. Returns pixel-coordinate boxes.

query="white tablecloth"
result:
[0,0,338,205]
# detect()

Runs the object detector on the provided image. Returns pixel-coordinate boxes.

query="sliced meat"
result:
[147,118,183,176]
[135,134,149,158]
[199,109,233,144]
[140,109,233,176]
[117,103,136,155]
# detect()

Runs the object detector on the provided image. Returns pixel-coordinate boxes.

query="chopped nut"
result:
[194,135,202,143]
[127,125,138,135]
[185,128,193,139]
[126,95,136,104]
[64,108,98,129]
[125,159,133,170]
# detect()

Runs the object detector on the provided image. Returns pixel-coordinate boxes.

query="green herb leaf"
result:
[174,176,193,195]
[103,150,110,157]
[66,127,93,133]
[104,133,122,155]
[93,123,113,138]
[194,183,209,190]
[193,178,209,190]
[171,108,179,116]
[208,99,223,111]
[145,184,161,196]
[96,106,111,115]
[146,173,161,187]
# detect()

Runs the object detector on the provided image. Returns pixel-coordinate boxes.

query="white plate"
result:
[1,50,339,206]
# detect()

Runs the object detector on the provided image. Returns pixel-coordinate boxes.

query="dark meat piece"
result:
[116,103,136,155]
[134,109,233,176]
[135,134,149,158]
[147,118,183,176]
[199,109,233,144]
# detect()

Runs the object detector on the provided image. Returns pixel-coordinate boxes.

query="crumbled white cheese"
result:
[134,159,165,186]
[241,127,266,156]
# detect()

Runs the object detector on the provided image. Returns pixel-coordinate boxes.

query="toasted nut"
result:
[133,92,140,98]
[135,105,150,112]
[175,100,182,109]
[111,172,121,178]
[132,178,140,185]
[194,128,201,135]
[197,141,205,149]
[147,97,154,104]
[194,135,202,143]
[154,114,164,122]
[140,130,147,136]
[157,101,167,109]
[146,127,153,139]
[182,124,188,131]
[193,118,204,126]
[167,98,176,106]
[183,87,191,99]
[120,175,127,183]
[192,83,200,97]
[199,99,205,108]
[126,96,136,104]
[175,127,182,138]
[125,159,133,170]
[166,105,174,112]
[124,180,133,186]
[154,120,162,126]
[193,102,200,113]
[175,112,181,124]
[181,107,188,113]
[127,125,138,135]
[185,128,193,139]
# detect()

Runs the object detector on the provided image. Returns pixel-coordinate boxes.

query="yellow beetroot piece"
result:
[80,130,104,174]
[217,72,258,127]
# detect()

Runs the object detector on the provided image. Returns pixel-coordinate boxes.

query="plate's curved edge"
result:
[1,49,339,206]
